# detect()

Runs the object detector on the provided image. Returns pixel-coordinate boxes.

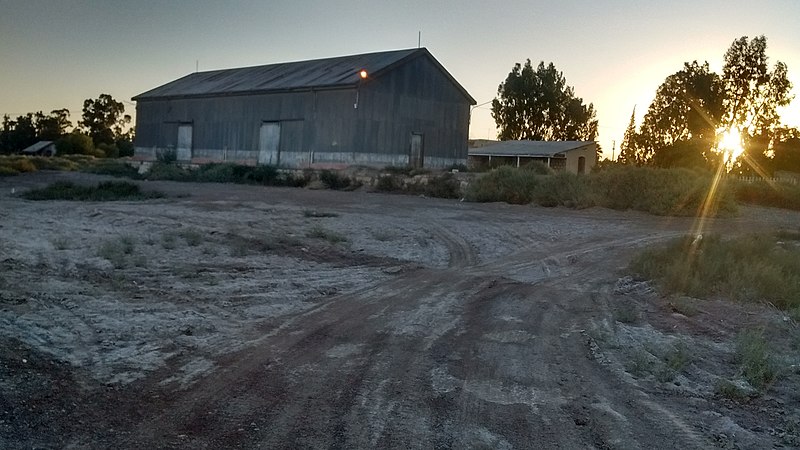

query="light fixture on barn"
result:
[355,69,368,109]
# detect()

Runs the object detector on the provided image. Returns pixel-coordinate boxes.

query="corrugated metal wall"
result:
[134,54,471,168]
[357,54,470,165]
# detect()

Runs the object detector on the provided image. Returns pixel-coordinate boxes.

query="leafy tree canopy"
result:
[0,114,37,153]
[637,61,724,168]
[35,109,72,141]
[628,36,793,172]
[722,36,792,137]
[80,94,132,147]
[618,107,639,165]
[772,137,800,173]
[0,109,72,154]
[491,60,598,142]
[55,130,96,156]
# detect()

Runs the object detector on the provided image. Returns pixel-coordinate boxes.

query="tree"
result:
[491,60,598,141]
[721,36,792,138]
[80,94,131,147]
[771,128,800,174]
[35,109,72,141]
[721,36,793,172]
[55,130,95,156]
[635,36,793,171]
[618,107,639,164]
[637,61,724,168]
[0,113,38,153]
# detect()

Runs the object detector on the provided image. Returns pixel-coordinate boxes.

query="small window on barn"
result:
[578,156,586,174]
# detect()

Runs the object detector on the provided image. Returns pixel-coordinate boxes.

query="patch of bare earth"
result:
[1,171,798,449]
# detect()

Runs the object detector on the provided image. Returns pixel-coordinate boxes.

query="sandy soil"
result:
[1,171,799,449]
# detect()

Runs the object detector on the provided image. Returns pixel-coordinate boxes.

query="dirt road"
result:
[1,172,798,449]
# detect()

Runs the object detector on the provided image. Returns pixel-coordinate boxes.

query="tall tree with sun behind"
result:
[721,36,792,174]
[722,36,792,138]
[631,35,793,174]
[636,61,725,169]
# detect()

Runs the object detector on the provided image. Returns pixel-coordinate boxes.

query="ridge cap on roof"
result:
[188,47,423,76]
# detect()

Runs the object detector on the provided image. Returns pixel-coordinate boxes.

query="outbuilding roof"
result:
[469,140,596,158]
[133,48,475,103]
[20,141,55,154]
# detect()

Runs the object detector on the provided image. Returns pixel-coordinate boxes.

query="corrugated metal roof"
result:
[21,141,55,153]
[469,140,595,157]
[134,48,474,102]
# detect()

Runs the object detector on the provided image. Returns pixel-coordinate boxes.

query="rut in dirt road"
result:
[115,230,707,450]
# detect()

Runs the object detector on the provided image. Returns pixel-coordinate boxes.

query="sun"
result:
[717,127,745,164]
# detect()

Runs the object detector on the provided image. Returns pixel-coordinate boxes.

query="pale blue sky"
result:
[2,0,799,158]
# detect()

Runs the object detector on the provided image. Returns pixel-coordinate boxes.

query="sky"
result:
[1,0,799,159]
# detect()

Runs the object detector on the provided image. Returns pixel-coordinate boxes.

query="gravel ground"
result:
[1,171,799,449]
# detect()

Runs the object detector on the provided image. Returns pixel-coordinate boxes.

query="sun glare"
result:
[716,127,745,164]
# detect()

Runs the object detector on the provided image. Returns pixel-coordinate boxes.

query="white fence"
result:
[731,176,799,185]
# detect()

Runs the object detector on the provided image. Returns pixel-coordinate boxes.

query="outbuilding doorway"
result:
[259,122,281,166]
[410,132,424,168]
[176,124,193,161]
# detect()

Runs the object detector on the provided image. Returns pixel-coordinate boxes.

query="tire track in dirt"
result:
[428,225,479,268]
[7,172,800,448]
[111,225,711,449]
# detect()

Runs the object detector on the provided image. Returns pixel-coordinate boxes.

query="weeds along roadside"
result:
[627,231,800,398]
[6,155,800,213]
[465,165,739,216]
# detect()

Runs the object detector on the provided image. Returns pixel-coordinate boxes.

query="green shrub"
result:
[521,161,553,175]
[303,210,339,218]
[4,158,37,173]
[36,156,78,171]
[664,341,692,372]
[733,180,800,210]
[589,166,736,216]
[82,160,141,178]
[55,132,94,155]
[195,163,238,183]
[627,349,655,378]
[161,232,177,250]
[0,155,80,172]
[156,148,178,163]
[422,173,461,199]
[146,162,194,181]
[283,171,311,187]
[177,228,204,246]
[715,379,752,400]
[97,235,136,268]
[21,181,163,201]
[534,171,592,208]
[116,138,134,157]
[307,225,347,243]
[735,330,779,390]
[243,165,280,184]
[383,166,413,176]
[376,174,402,192]
[97,143,119,158]
[319,170,352,190]
[631,232,800,310]
[136,161,306,187]
[0,166,18,176]
[465,166,541,204]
